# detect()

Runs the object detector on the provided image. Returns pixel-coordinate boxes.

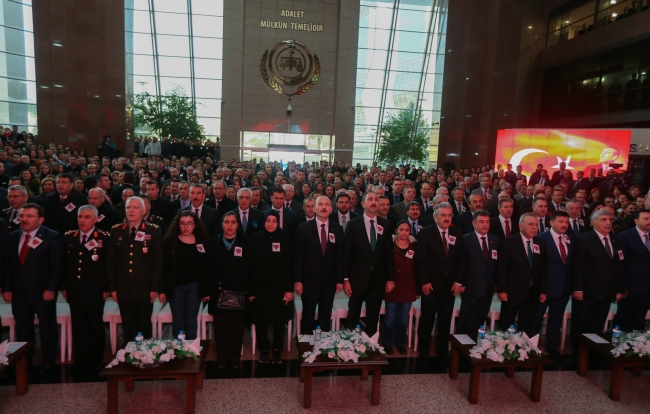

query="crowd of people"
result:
[0,132,648,376]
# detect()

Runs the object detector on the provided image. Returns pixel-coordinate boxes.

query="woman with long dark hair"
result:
[160,211,211,339]
[250,209,293,364]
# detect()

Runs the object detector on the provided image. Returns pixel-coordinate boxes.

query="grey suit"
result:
[471,187,499,207]
[389,202,409,221]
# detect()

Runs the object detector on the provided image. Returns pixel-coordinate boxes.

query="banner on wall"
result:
[494,129,631,178]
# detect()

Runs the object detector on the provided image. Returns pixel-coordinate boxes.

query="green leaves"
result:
[133,85,205,141]
[377,102,430,166]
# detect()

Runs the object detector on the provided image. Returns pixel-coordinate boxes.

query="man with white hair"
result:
[232,187,264,237]
[87,187,123,231]
[63,205,110,374]
[106,196,163,343]
[283,184,303,213]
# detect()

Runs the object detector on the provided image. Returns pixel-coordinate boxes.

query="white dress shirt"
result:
[191,204,203,218]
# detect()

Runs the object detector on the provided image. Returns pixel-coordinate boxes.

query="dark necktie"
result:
[131,227,136,241]
[19,234,30,265]
[242,211,248,232]
[10,209,16,222]
[604,236,613,259]
[82,234,87,246]
[320,224,327,256]
[195,208,200,218]
[412,222,418,237]
[505,220,511,237]
[558,236,566,264]
[481,236,488,262]
[538,219,544,233]
[527,240,533,269]
[369,220,376,251]
[572,219,579,236]
[644,234,650,253]
[286,202,290,209]
[442,231,448,256]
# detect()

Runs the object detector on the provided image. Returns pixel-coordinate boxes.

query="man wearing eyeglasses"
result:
[2,203,64,377]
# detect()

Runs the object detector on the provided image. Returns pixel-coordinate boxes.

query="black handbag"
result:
[216,283,246,311]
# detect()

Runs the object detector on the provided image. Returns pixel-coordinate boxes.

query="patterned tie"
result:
[558,236,566,264]
[341,214,347,230]
[481,236,489,262]
[320,224,327,256]
[369,219,376,251]
[604,236,613,259]
[242,211,248,233]
[195,208,200,218]
[505,220,511,237]
[19,234,30,265]
[645,234,650,253]
[527,240,533,268]
[572,219,579,236]
[442,231,448,256]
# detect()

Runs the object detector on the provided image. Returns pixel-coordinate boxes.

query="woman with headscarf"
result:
[249,209,293,364]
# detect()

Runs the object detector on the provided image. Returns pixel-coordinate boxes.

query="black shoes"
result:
[384,346,394,355]
[272,349,282,364]
[259,350,270,364]
[547,349,566,364]
[397,346,408,355]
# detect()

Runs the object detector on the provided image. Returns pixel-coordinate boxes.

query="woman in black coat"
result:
[249,209,294,364]
[159,211,211,339]
[200,211,256,369]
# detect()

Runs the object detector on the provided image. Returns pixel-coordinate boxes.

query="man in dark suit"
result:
[43,173,88,235]
[87,188,123,232]
[387,178,404,206]
[330,192,357,230]
[377,195,399,228]
[531,212,574,361]
[63,206,110,374]
[268,187,297,237]
[456,210,499,334]
[415,183,435,217]
[456,193,483,235]
[2,203,63,376]
[2,184,29,232]
[205,180,237,217]
[250,187,270,211]
[343,191,394,337]
[471,175,498,208]
[145,181,170,222]
[614,210,650,331]
[548,188,565,214]
[166,182,191,223]
[295,196,317,225]
[550,162,571,187]
[416,202,467,361]
[181,184,220,236]
[389,186,416,221]
[282,184,303,213]
[497,213,548,335]
[294,196,344,333]
[231,187,264,237]
[512,165,527,186]
[107,196,163,343]
[110,171,135,206]
[569,171,587,198]
[571,209,626,352]
[489,198,519,239]
[405,202,423,239]
[532,198,550,233]
[566,199,590,236]
[450,187,468,217]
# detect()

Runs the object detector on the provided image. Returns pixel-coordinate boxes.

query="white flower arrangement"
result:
[106,338,200,369]
[611,331,650,358]
[0,340,8,365]
[302,329,385,363]
[469,331,541,362]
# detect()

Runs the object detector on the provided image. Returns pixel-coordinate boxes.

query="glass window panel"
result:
[132,0,149,10]
[192,0,224,16]
[133,54,155,75]
[270,133,305,146]
[157,56,191,77]
[357,106,381,123]
[394,31,428,53]
[195,98,221,117]
[357,49,388,69]
[195,79,222,98]
[306,135,331,151]
[359,7,394,29]
[133,10,151,32]
[197,117,220,135]
[194,58,222,79]
[2,2,33,31]
[24,56,35,81]
[357,89,383,106]
[193,37,222,59]
[153,0,187,13]
[156,34,190,56]
[358,28,391,50]
[159,76,191,93]
[243,131,269,147]
[153,12,188,35]
[2,28,34,56]
[397,9,429,31]
[133,75,157,94]
[192,15,223,38]
[388,71,422,91]
[133,32,154,55]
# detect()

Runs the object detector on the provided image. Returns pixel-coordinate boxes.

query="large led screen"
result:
[494,129,631,178]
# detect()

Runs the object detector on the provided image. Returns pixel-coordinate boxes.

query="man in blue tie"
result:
[406,202,421,239]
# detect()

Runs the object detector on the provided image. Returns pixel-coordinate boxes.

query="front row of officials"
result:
[0,188,646,374]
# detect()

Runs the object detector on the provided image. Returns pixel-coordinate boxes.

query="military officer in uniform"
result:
[63,205,109,374]
[107,196,163,343]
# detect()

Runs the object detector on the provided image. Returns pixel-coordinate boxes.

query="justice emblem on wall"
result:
[260,40,320,96]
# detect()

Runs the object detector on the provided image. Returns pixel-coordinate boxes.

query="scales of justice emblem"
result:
[260,40,320,96]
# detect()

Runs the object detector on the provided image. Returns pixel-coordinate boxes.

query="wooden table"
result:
[448,334,551,404]
[99,340,209,414]
[0,342,34,395]
[297,340,389,408]
[576,332,650,401]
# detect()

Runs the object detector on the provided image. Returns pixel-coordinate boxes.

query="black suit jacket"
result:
[231,207,264,237]
[489,216,519,239]
[3,226,63,302]
[95,204,124,232]
[458,232,500,298]
[329,210,358,228]
[0,218,7,288]
[496,234,547,303]
[63,228,110,304]
[344,215,394,289]
[455,210,474,235]
[294,219,345,288]
[450,200,468,217]
[572,230,626,301]
[414,197,435,217]
[387,192,404,206]
[205,197,237,218]
[1,207,21,232]
[149,197,170,223]
[416,225,467,290]
[181,205,221,236]
[43,189,88,235]
[110,183,134,206]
